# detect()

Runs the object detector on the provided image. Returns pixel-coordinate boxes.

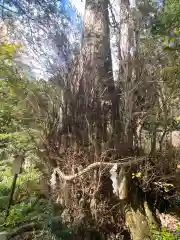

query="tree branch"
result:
[54,156,147,181]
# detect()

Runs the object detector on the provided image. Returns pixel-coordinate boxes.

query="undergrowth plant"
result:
[153,227,180,240]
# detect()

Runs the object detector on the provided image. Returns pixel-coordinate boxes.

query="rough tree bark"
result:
[48,0,160,239]
[79,0,116,155]
[118,0,139,151]
[118,0,158,239]
[82,0,114,93]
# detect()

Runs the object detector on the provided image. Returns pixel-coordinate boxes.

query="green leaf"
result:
[135,172,142,178]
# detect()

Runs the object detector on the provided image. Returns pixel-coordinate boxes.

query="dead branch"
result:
[54,156,146,181]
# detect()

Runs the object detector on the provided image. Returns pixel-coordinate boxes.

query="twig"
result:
[54,157,146,181]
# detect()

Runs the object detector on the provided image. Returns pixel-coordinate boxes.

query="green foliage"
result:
[5,198,54,228]
[0,42,19,57]
[0,38,53,232]
[152,0,180,49]
[152,0,180,34]
[0,156,50,228]
[0,42,21,81]
[152,227,180,240]
[6,202,32,227]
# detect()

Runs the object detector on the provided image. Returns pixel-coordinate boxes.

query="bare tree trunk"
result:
[80,0,115,153]
[82,0,114,94]
[118,0,138,152]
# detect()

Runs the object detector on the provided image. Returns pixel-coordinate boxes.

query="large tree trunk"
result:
[118,0,138,151]
[118,0,159,238]
[82,0,114,94]
[80,0,115,153]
